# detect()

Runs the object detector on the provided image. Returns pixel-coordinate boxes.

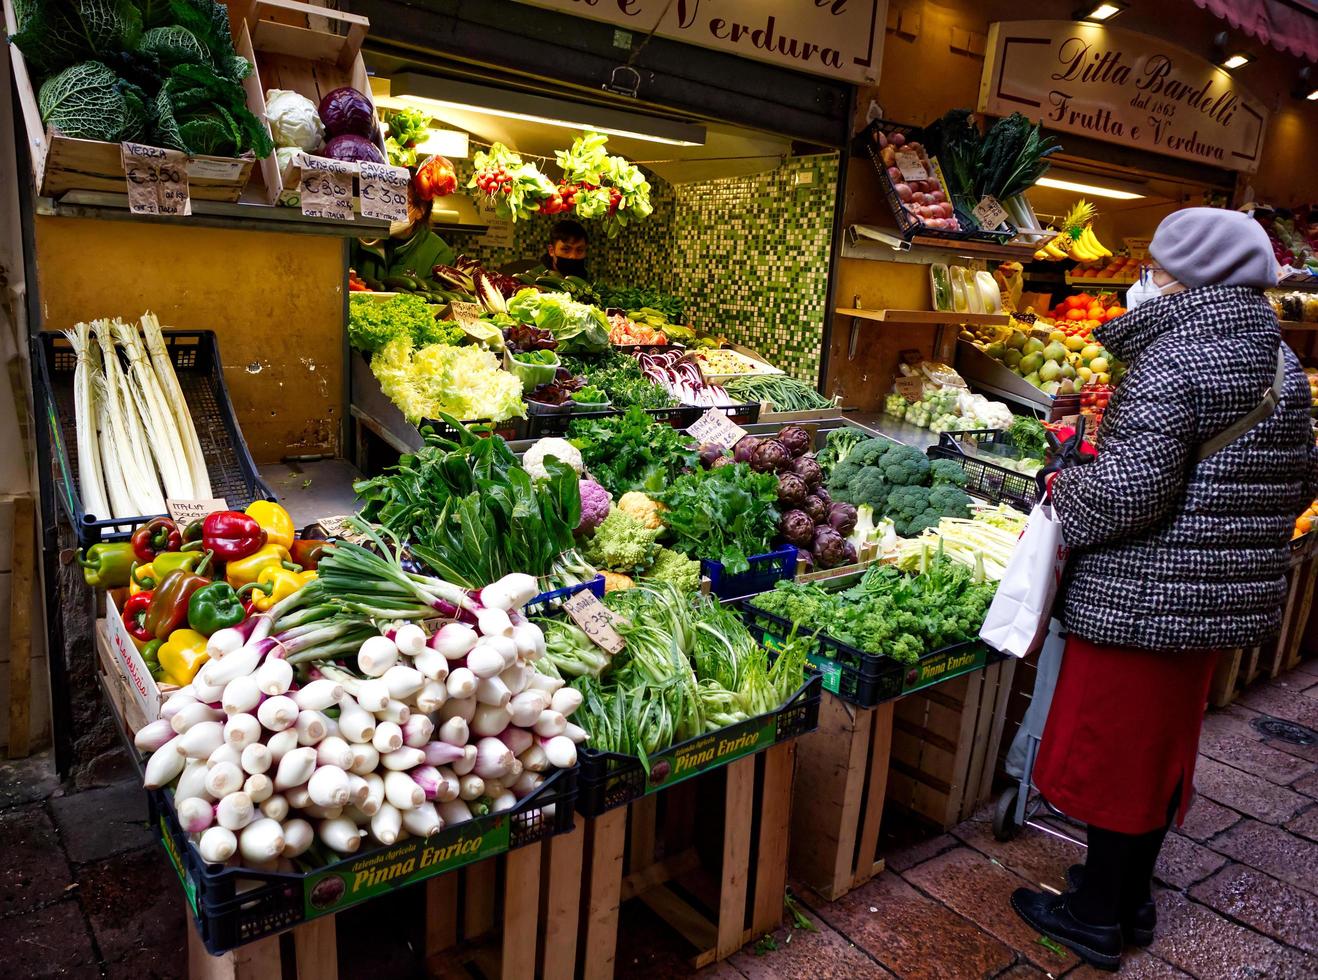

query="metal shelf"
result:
[836,308,1010,327]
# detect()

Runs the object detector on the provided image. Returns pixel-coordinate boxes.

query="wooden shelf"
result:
[835,308,1010,327]
[1279,320,1318,331]
[1064,276,1137,289]
[906,235,1041,262]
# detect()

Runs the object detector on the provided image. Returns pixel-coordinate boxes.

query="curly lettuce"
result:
[506,289,609,353]
[371,338,525,424]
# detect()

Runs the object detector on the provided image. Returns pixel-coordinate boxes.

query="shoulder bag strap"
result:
[1194,348,1287,463]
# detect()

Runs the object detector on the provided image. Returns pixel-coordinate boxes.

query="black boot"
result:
[1010,887,1123,971]
[1067,864,1156,946]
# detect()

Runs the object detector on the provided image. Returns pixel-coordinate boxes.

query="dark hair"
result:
[550,220,587,244]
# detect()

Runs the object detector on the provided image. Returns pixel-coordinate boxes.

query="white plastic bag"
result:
[979,503,1067,658]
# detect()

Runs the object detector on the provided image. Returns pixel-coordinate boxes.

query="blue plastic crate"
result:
[523,575,606,617]
[701,544,798,601]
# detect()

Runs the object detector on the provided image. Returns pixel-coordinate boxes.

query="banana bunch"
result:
[1032,198,1112,262]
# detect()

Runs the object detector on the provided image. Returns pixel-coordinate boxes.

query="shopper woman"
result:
[1010,207,1318,971]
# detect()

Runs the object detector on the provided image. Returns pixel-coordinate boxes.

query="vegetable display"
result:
[348,294,465,355]
[369,338,524,424]
[828,436,973,537]
[724,375,834,413]
[656,463,780,576]
[567,407,698,497]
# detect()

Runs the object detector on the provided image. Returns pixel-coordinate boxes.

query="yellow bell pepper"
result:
[246,501,295,550]
[250,565,317,612]
[225,543,292,588]
[158,629,210,686]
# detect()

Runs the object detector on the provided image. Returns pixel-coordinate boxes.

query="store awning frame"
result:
[1193,0,1318,63]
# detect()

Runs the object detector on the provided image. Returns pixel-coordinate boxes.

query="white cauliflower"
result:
[522,438,583,480]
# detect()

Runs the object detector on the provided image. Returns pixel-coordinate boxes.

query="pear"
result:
[1023,337,1045,356]
[1043,341,1069,362]
[1023,371,1042,387]
[1039,360,1062,383]
[985,341,1005,359]
[1006,330,1028,350]
[1003,348,1023,369]
[1019,351,1044,375]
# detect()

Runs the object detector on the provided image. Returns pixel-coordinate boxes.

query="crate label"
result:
[894,148,927,181]
[644,717,775,794]
[894,376,923,401]
[903,643,988,694]
[158,814,199,914]
[165,498,227,523]
[686,408,748,449]
[972,195,1009,229]
[186,157,245,181]
[121,142,191,215]
[105,593,161,722]
[805,652,843,695]
[298,154,354,220]
[302,820,509,918]
[563,589,625,654]
[358,161,410,222]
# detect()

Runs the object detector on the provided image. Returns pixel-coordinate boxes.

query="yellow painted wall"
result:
[34,217,344,462]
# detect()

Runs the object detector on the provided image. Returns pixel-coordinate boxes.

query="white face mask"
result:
[1158,278,1184,296]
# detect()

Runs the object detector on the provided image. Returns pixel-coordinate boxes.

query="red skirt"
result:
[1032,635,1217,835]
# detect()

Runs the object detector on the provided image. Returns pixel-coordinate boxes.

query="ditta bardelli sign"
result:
[979,21,1267,173]
[513,0,885,85]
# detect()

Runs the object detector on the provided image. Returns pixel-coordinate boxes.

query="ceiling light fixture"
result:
[1220,52,1253,70]
[1308,89,1318,101]
[382,75,707,147]
[1036,175,1146,200]
[1078,2,1127,21]
[414,129,470,158]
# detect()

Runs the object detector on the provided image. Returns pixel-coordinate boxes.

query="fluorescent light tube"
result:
[1035,176,1145,200]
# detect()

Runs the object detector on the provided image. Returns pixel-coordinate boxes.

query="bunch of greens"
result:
[506,289,610,353]
[594,284,685,321]
[977,113,1061,203]
[348,293,464,355]
[384,107,431,167]
[567,406,698,495]
[1007,415,1050,461]
[561,351,677,409]
[656,463,781,575]
[750,554,996,664]
[724,375,834,412]
[370,337,524,424]
[513,270,603,308]
[923,109,980,212]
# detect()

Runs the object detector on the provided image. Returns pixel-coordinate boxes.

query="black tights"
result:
[1069,785,1180,927]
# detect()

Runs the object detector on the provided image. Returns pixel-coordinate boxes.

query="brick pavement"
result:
[0,664,1314,978]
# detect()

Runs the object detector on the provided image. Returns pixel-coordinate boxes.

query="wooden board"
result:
[6,496,33,759]
[501,843,542,980]
[835,308,1010,326]
[540,826,583,980]
[582,807,627,980]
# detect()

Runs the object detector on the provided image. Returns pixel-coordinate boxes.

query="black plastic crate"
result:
[418,415,527,443]
[740,600,996,705]
[926,430,1040,512]
[701,543,797,601]
[152,766,577,954]
[33,330,275,547]
[576,658,821,817]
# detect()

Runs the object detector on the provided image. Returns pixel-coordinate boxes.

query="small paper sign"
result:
[894,148,927,181]
[421,616,456,636]
[447,302,485,327]
[358,161,410,222]
[298,154,354,220]
[165,498,228,522]
[563,589,625,654]
[894,376,924,401]
[972,195,1009,230]
[121,142,191,215]
[687,408,749,449]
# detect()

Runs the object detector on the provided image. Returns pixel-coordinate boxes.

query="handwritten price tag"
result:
[298,154,354,220]
[447,301,485,328]
[121,142,191,215]
[894,148,928,182]
[563,589,625,654]
[894,376,924,401]
[687,408,749,449]
[358,161,410,222]
[972,195,1009,229]
[165,498,228,523]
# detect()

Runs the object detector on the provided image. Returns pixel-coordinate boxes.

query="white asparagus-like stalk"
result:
[471,704,512,738]
[260,794,290,822]
[384,771,423,810]
[257,695,299,732]
[241,742,272,775]
[114,318,192,498]
[337,696,376,744]
[458,774,485,800]
[239,818,286,863]
[401,715,434,749]
[294,710,328,746]
[432,623,478,660]
[361,773,385,816]
[439,696,476,724]
[412,648,450,682]
[141,313,210,496]
[175,760,212,801]
[316,736,354,771]
[205,762,244,798]
[308,765,351,808]
[254,657,294,696]
[91,369,136,520]
[244,773,274,804]
[371,802,402,845]
[197,826,236,864]
[216,791,255,831]
[176,722,225,760]
[439,717,469,747]
[382,665,424,700]
[222,675,262,716]
[266,729,299,764]
[171,702,223,734]
[348,742,380,776]
[281,818,315,858]
[401,802,442,838]
[518,744,549,773]
[273,747,318,790]
[319,817,364,854]
[94,324,163,515]
[551,687,584,717]
[438,799,473,827]
[381,747,425,771]
[178,796,215,833]
[134,720,175,753]
[450,745,478,777]
[416,680,447,714]
[373,722,403,753]
[291,679,344,711]
[357,636,399,678]
[64,324,111,521]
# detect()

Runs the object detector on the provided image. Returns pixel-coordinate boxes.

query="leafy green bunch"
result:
[567,406,698,496]
[348,293,464,355]
[656,463,781,576]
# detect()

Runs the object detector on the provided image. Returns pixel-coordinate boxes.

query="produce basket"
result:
[701,543,798,601]
[926,430,1040,511]
[740,602,996,706]
[576,650,820,816]
[700,401,762,427]
[152,766,577,954]
[33,330,274,547]
[524,575,605,617]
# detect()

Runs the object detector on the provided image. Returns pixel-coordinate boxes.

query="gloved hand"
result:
[1036,431,1094,498]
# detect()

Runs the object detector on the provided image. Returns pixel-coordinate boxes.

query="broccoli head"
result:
[886,485,940,537]
[827,457,863,498]
[929,458,968,488]
[928,484,973,519]
[847,466,891,511]
[642,547,701,592]
[878,444,931,486]
[846,437,896,467]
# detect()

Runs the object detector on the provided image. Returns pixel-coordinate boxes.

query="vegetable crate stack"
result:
[92,507,582,969]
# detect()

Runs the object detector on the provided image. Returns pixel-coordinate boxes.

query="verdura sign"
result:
[979,21,1267,173]
[513,0,885,84]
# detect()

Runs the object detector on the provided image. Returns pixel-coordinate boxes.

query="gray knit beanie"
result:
[1148,207,1278,290]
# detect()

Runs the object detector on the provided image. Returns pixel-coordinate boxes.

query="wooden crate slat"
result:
[291,915,336,980]
[463,859,497,941]
[582,807,627,979]
[500,843,542,980]
[716,757,756,960]
[424,872,459,957]
[751,742,795,936]
[540,826,583,980]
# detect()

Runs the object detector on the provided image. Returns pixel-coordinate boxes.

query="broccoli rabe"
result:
[877,443,931,486]
[581,509,661,574]
[929,459,968,488]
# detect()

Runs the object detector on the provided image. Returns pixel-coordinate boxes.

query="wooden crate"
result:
[578,743,797,977]
[887,659,1016,828]
[233,0,387,207]
[3,0,254,201]
[789,695,893,901]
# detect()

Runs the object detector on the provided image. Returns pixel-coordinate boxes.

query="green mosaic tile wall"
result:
[445,153,839,382]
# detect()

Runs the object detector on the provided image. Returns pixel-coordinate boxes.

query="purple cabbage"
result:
[812,527,850,568]
[323,133,385,164]
[777,473,808,507]
[828,502,857,536]
[319,87,376,138]
[791,455,823,488]
[777,425,812,458]
[779,509,816,547]
[732,436,760,464]
[750,439,791,473]
[801,494,828,524]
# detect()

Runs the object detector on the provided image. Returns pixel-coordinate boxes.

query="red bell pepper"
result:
[202,511,266,562]
[122,591,155,644]
[289,539,332,571]
[131,517,182,563]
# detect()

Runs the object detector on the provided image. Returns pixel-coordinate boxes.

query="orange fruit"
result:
[1066,309,1085,321]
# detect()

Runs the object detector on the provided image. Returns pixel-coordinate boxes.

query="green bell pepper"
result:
[75,542,135,588]
[187,581,250,636]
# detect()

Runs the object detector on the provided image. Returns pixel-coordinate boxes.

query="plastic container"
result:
[154,766,577,954]
[33,330,275,547]
[701,543,798,601]
[925,430,1041,511]
[576,651,821,816]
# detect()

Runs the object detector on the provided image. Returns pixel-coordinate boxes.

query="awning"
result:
[1192,0,1318,62]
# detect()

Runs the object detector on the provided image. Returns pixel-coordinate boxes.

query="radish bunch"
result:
[134,572,587,868]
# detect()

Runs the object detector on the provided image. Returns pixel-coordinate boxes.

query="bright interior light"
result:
[1307,89,1318,101]
[1086,3,1124,20]
[1036,176,1145,200]
[1221,53,1252,69]
[414,129,469,158]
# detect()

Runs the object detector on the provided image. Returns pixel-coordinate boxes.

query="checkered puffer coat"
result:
[1051,284,1318,651]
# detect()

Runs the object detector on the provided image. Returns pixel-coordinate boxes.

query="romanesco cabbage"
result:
[581,509,661,574]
